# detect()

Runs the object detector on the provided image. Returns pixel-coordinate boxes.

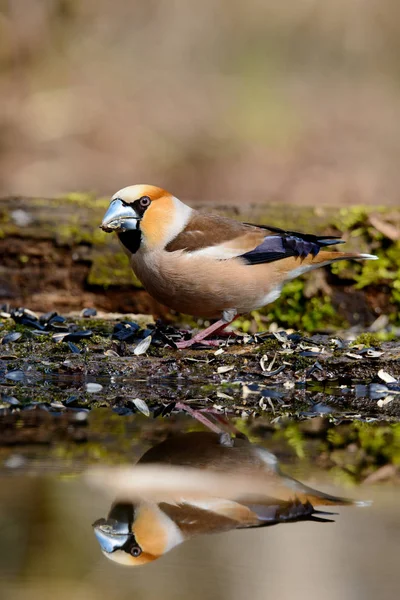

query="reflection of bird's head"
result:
[93,501,184,566]
[101,184,193,253]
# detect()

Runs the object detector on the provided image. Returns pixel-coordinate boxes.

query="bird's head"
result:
[101,184,192,253]
[92,501,184,566]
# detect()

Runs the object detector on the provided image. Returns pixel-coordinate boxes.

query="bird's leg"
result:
[175,309,237,349]
[175,319,228,348]
[174,402,225,433]
[174,403,246,440]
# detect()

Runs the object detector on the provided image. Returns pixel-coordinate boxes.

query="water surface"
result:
[0,413,399,600]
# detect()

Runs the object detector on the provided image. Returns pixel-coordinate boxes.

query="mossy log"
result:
[0,194,399,331]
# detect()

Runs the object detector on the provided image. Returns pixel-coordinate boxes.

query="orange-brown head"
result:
[101,184,193,252]
[93,501,185,567]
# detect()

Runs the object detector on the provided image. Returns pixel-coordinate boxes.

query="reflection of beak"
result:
[101,199,140,233]
[92,503,134,553]
[93,519,131,553]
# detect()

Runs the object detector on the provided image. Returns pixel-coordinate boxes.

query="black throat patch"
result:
[118,229,142,254]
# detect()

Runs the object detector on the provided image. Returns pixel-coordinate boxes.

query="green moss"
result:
[234,279,345,333]
[354,244,400,288]
[74,318,114,334]
[326,429,346,447]
[55,220,108,246]
[88,252,142,288]
[334,206,371,230]
[57,191,110,208]
[257,338,281,352]
[350,333,382,348]
[270,420,400,484]
[284,423,306,459]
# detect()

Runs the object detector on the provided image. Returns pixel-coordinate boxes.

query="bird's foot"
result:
[174,315,235,349]
[174,403,247,439]
[174,403,225,433]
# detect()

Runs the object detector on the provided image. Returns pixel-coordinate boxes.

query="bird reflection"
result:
[90,431,366,566]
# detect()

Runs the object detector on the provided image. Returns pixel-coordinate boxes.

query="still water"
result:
[0,418,399,600]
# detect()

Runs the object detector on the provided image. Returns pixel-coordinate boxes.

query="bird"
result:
[91,431,367,566]
[100,184,377,348]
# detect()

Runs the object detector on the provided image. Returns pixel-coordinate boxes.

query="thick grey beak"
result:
[92,503,134,553]
[93,519,131,553]
[101,199,140,233]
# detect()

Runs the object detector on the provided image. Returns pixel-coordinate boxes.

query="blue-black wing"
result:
[240,224,344,265]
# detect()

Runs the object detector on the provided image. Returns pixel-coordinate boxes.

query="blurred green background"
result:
[2,0,400,204]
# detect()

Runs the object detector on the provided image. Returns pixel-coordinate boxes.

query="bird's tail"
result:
[315,250,378,264]
[282,250,377,279]
[283,477,370,507]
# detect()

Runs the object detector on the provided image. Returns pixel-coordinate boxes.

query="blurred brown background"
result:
[1,0,400,204]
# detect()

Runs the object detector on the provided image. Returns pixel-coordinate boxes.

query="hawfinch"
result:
[92,431,364,566]
[101,184,377,348]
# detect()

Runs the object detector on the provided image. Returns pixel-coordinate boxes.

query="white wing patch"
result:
[188,243,247,260]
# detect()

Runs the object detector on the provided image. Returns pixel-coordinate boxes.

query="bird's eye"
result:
[139,196,151,208]
[130,545,142,558]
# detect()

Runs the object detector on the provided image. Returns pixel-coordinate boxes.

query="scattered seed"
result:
[21,308,39,320]
[133,335,152,355]
[50,401,65,410]
[259,354,268,371]
[2,395,20,405]
[112,321,140,342]
[242,384,258,400]
[377,395,394,408]
[216,391,234,400]
[1,332,22,344]
[368,383,390,400]
[86,383,103,393]
[75,411,89,421]
[378,369,397,384]
[65,330,92,342]
[47,315,66,327]
[104,349,119,357]
[330,338,344,349]
[283,381,295,389]
[64,395,79,405]
[52,330,92,343]
[261,365,286,377]
[365,349,384,358]
[52,332,69,343]
[4,455,26,469]
[67,341,81,354]
[81,307,97,317]
[259,397,275,413]
[300,350,324,357]
[39,311,58,324]
[5,370,24,382]
[131,398,150,416]
[217,365,235,374]
[267,353,278,371]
